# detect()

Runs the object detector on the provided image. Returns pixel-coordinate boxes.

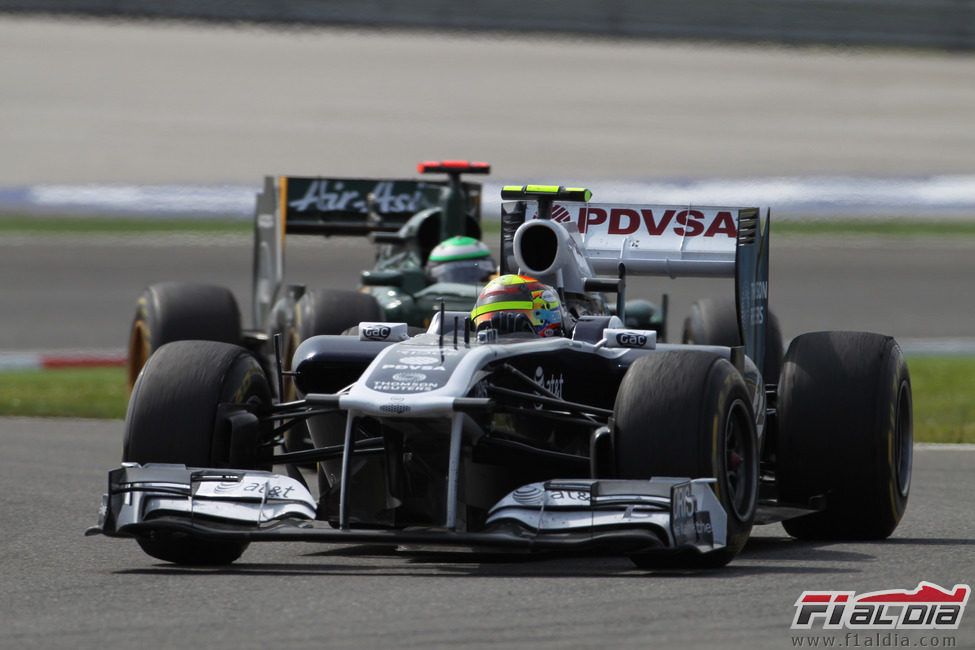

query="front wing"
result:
[88,464,727,557]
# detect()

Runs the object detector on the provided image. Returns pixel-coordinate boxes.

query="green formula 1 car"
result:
[126,160,494,400]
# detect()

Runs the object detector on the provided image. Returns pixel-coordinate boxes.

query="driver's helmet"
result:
[425,236,495,284]
[471,274,564,337]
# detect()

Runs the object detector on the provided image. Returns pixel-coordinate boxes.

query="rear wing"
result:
[501,186,770,375]
[259,175,483,237]
[251,170,485,331]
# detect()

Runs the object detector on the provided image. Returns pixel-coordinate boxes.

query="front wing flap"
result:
[90,464,318,535]
[486,478,726,554]
[90,465,726,557]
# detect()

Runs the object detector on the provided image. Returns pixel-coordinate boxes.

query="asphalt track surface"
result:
[1,17,974,650]
[1,233,974,352]
[2,417,973,649]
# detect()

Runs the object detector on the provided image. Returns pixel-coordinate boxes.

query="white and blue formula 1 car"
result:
[90,186,913,569]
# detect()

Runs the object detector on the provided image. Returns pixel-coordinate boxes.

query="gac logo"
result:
[616,332,648,347]
[362,326,391,340]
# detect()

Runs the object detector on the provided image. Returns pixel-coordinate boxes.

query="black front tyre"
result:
[776,331,912,540]
[614,351,759,568]
[123,340,272,565]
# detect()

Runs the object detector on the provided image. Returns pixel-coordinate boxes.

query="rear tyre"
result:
[614,351,759,568]
[296,289,384,339]
[682,298,740,347]
[123,340,272,565]
[765,310,784,382]
[127,282,241,393]
[285,289,384,454]
[682,297,784,383]
[776,332,912,540]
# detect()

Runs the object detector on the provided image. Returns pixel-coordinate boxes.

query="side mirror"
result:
[360,270,405,287]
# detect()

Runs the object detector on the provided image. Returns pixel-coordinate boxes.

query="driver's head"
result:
[425,236,495,284]
[471,274,564,337]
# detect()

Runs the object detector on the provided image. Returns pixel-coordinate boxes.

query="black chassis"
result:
[95,326,745,557]
[285,318,765,529]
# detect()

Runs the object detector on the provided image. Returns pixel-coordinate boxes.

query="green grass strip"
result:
[0,357,971,444]
[0,367,128,419]
[908,357,975,444]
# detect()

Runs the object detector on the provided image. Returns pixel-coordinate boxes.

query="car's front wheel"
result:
[123,340,272,565]
[614,351,759,568]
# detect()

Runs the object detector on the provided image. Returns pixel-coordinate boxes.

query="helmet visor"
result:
[428,258,495,284]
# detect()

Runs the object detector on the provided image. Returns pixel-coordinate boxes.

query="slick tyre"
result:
[682,297,784,383]
[123,340,272,565]
[285,289,384,455]
[776,332,912,540]
[614,351,759,568]
[296,289,384,339]
[127,282,241,393]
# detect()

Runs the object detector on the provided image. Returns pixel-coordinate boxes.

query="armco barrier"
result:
[1,0,973,50]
